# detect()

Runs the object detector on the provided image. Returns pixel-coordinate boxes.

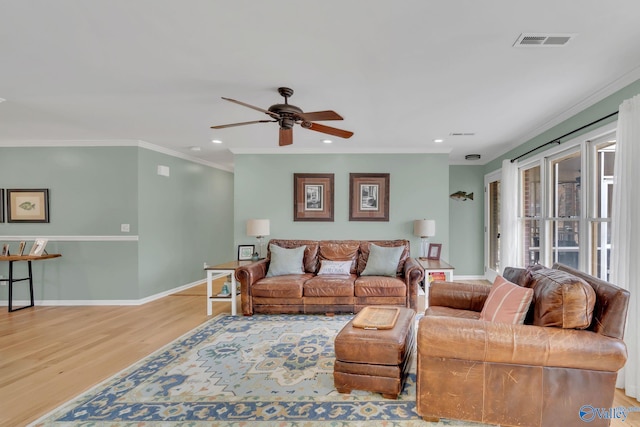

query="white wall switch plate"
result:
[121,224,130,232]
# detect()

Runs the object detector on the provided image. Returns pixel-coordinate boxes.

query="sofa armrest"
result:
[418,315,627,372]
[235,259,269,315]
[428,281,490,312]
[403,257,424,310]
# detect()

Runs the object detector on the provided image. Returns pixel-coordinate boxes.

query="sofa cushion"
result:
[529,268,596,329]
[266,244,305,277]
[361,244,404,277]
[317,260,352,275]
[479,276,533,324]
[304,275,355,297]
[318,240,359,274]
[355,276,407,297]
[251,274,311,298]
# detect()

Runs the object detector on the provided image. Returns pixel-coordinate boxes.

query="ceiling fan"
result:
[211,87,354,146]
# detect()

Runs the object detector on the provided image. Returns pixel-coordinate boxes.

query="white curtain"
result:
[611,94,640,398]
[499,159,519,272]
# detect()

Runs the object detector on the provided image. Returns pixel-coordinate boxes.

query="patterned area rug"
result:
[32,314,489,426]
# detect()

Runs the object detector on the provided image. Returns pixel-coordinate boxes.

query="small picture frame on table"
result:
[29,238,48,256]
[1,244,9,256]
[238,244,255,261]
[17,241,26,256]
[427,243,442,260]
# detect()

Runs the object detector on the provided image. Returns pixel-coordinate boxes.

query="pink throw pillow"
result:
[479,275,534,324]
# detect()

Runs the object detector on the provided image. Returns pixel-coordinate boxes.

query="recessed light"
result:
[434,139,444,143]
[211,139,222,144]
[322,139,332,144]
[0,98,5,103]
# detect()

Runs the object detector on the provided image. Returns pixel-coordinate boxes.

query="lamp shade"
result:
[413,219,436,237]
[246,219,270,237]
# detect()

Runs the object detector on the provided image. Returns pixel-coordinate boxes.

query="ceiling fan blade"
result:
[221,97,280,119]
[297,110,344,121]
[279,128,293,146]
[305,122,354,139]
[211,120,274,129]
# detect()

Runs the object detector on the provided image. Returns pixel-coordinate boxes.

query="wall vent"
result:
[449,132,475,136]
[513,33,576,47]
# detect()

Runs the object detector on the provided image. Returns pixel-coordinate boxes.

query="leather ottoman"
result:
[333,307,415,399]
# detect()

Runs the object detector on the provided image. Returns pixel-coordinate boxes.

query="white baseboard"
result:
[0,278,205,307]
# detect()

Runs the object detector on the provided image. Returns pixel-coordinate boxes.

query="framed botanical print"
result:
[7,189,50,223]
[349,173,389,221]
[293,173,334,221]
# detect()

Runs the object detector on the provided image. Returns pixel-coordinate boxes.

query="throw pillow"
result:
[266,244,305,277]
[317,260,352,275]
[479,275,534,324]
[529,268,596,329]
[360,244,404,277]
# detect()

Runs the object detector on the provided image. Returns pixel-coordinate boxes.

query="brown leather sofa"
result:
[416,263,629,427]
[234,239,424,315]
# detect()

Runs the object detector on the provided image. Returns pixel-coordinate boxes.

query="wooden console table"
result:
[204,260,253,316]
[0,254,62,312]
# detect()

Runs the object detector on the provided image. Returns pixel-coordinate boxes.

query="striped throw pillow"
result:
[479,275,534,324]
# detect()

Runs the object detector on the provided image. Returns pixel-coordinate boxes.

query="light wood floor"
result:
[1,280,638,426]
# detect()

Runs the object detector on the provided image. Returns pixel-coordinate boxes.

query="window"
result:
[589,135,616,280]
[511,125,616,280]
[549,150,581,269]
[521,165,541,266]
[487,179,501,271]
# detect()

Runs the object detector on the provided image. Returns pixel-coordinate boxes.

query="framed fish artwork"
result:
[6,189,50,223]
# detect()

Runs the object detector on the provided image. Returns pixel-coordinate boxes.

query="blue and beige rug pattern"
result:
[32,314,487,426]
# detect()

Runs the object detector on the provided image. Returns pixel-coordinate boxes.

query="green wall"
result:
[137,148,234,298]
[233,153,450,260]
[449,165,485,275]
[0,145,233,303]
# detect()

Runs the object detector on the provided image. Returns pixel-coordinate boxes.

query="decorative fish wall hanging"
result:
[450,191,474,201]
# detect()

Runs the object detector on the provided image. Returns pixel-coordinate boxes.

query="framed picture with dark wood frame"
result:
[7,189,50,223]
[293,173,334,221]
[349,173,390,221]
[237,244,255,261]
[427,243,442,260]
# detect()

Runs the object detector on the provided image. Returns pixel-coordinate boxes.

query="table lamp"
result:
[246,219,270,259]
[413,219,436,260]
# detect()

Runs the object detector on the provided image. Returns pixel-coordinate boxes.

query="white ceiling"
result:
[2,1,640,171]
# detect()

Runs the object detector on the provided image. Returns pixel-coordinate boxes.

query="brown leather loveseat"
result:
[416,263,629,427]
[235,239,424,316]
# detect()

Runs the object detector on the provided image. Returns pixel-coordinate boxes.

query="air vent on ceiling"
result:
[513,33,576,47]
[449,132,475,136]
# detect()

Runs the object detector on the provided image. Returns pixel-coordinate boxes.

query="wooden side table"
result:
[204,260,253,316]
[417,259,455,282]
[417,259,454,311]
[0,254,62,312]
